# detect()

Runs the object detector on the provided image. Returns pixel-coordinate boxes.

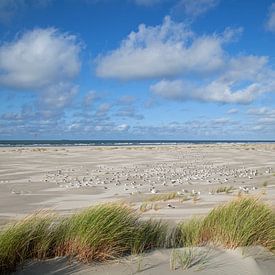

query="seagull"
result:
[167,203,175,209]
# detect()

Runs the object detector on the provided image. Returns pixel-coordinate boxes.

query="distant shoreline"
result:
[1,140,275,147]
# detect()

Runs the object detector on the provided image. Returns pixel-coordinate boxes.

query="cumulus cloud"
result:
[96,16,239,80]
[96,15,273,105]
[0,28,81,90]
[150,55,274,104]
[150,79,258,104]
[173,0,219,18]
[266,3,275,32]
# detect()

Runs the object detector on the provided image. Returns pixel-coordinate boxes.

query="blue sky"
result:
[0,0,275,140]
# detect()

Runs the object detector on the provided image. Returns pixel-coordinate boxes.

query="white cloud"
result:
[150,54,275,104]
[95,103,112,117]
[220,55,268,82]
[174,0,219,18]
[266,3,275,32]
[40,82,78,110]
[96,16,239,80]
[150,78,259,104]
[114,124,130,132]
[247,107,275,116]
[83,90,101,107]
[212,117,232,125]
[246,107,275,128]
[0,28,81,90]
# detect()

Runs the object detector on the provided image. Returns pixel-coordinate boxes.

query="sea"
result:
[0,140,274,147]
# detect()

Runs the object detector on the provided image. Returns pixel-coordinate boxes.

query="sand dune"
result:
[15,246,275,275]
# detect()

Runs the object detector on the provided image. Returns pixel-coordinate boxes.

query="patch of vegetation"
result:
[213,186,234,194]
[262,181,268,187]
[170,247,210,271]
[0,197,274,273]
[140,202,162,212]
[0,204,168,273]
[0,212,58,273]
[177,197,275,251]
[179,195,190,203]
[146,192,179,202]
[178,218,203,247]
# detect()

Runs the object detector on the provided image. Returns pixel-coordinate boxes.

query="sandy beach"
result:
[1,143,275,223]
[1,143,275,274]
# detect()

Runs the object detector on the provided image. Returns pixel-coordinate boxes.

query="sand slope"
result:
[15,246,275,275]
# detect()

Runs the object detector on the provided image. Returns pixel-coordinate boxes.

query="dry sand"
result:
[15,246,275,275]
[0,143,275,274]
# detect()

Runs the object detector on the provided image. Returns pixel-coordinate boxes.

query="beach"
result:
[0,143,275,223]
[0,143,275,274]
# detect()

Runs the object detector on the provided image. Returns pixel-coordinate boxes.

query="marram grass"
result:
[177,197,275,251]
[0,203,168,273]
[146,192,179,202]
[0,197,274,273]
[0,211,59,273]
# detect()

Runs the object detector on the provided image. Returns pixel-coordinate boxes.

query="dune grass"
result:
[170,247,211,271]
[178,218,203,247]
[0,197,274,273]
[262,181,268,187]
[0,203,168,273]
[0,212,58,273]
[177,197,275,251]
[213,186,234,194]
[146,192,179,202]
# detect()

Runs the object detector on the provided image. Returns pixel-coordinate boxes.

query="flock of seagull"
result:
[39,153,273,197]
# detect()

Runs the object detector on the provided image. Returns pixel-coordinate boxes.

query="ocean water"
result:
[0,140,274,147]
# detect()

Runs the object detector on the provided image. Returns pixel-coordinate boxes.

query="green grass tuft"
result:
[0,204,168,273]
[178,218,203,247]
[170,248,210,271]
[0,197,274,273]
[146,192,179,202]
[213,186,234,194]
[0,212,58,273]
[177,197,275,251]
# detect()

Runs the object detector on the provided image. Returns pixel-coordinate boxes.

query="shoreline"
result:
[1,140,275,148]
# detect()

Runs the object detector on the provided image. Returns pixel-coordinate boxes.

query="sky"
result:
[0,0,275,140]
